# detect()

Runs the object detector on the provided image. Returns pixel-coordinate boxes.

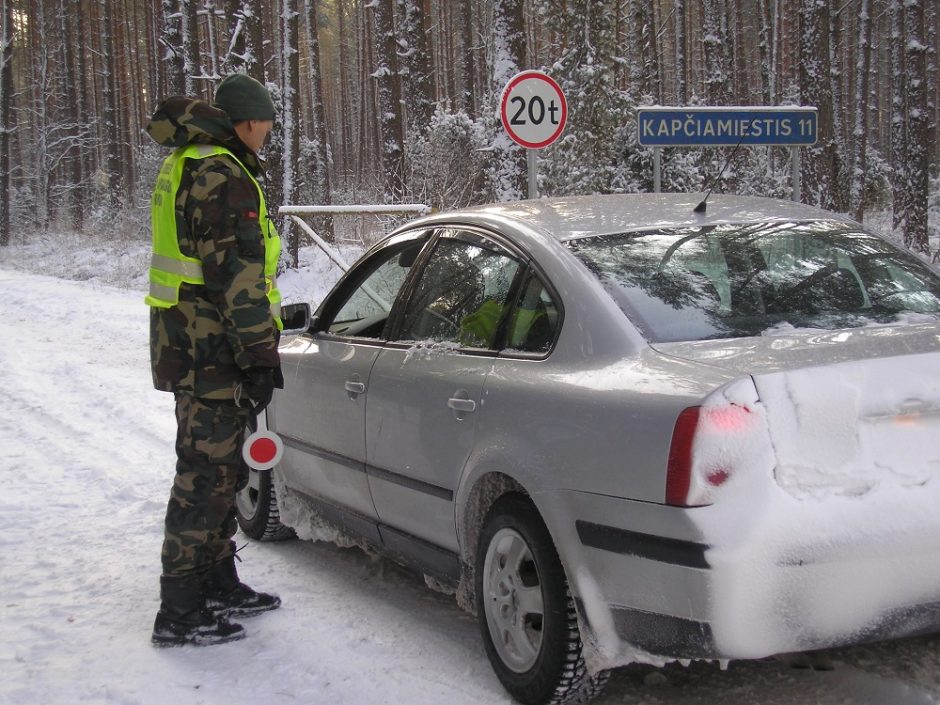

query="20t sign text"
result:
[500,71,568,150]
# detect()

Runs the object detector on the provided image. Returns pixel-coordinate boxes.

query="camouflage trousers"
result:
[161,393,252,578]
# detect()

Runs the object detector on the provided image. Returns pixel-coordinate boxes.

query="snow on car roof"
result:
[413,193,857,242]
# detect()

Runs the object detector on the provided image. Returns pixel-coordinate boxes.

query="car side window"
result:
[322,237,426,339]
[504,274,559,354]
[396,234,522,349]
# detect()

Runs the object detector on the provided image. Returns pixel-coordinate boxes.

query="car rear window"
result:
[567,220,940,342]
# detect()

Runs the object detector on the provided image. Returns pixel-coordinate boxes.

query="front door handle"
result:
[345,380,366,396]
[447,398,477,413]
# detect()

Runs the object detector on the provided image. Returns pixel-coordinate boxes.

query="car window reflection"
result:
[568,221,940,342]
[326,241,424,339]
[397,237,521,348]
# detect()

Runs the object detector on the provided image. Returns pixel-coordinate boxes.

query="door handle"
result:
[345,380,366,395]
[447,398,477,413]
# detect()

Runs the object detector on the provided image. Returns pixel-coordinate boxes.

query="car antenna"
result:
[694,117,756,214]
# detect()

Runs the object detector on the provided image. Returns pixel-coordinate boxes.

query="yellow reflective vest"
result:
[145,143,282,327]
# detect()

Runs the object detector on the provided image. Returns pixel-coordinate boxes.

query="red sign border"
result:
[500,71,568,150]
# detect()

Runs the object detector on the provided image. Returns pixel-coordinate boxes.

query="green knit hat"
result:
[213,74,276,122]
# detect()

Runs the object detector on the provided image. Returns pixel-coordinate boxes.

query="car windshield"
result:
[567,220,940,342]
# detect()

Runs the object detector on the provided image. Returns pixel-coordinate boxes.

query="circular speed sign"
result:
[500,71,567,149]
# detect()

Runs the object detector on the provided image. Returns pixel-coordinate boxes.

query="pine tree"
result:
[398,0,433,138]
[0,0,14,244]
[100,0,124,211]
[302,0,333,240]
[223,0,264,79]
[281,0,301,264]
[540,0,626,196]
[889,0,908,232]
[702,0,730,105]
[180,0,201,95]
[489,0,527,201]
[371,0,406,202]
[675,0,688,104]
[799,0,845,210]
[160,0,185,95]
[850,0,872,220]
[903,0,929,253]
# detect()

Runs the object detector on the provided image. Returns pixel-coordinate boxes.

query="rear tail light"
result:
[665,407,700,505]
[665,400,770,507]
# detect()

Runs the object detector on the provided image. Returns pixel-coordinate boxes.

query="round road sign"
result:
[500,71,567,149]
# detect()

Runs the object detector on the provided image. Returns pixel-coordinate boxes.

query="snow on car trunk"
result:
[679,348,940,658]
[753,350,940,498]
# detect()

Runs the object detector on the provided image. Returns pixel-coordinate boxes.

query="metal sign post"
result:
[653,147,662,193]
[500,71,568,199]
[791,146,801,202]
[526,150,539,199]
[637,106,818,201]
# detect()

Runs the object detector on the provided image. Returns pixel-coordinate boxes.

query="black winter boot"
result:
[204,555,281,618]
[152,575,246,647]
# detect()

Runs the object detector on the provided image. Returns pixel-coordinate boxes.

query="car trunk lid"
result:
[654,323,940,498]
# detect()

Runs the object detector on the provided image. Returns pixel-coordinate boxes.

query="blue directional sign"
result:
[637,107,817,147]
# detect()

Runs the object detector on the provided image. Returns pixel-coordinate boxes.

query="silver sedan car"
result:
[236,194,940,705]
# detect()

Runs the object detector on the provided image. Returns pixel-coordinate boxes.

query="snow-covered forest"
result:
[0,0,938,260]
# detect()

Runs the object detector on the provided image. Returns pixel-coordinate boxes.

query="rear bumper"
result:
[576,599,719,658]
[544,483,940,667]
[577,585,940,662]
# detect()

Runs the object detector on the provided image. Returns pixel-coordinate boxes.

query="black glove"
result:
[241,367,275,411]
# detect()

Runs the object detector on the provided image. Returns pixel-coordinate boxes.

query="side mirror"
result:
[280,302,311,334]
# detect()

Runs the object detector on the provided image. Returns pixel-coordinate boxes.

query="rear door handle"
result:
[447,398,476,413]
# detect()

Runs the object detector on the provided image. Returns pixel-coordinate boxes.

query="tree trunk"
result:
[100,0,123,210]
[161,0,185,95]
[303,0,334,241]
[223,0,262,78]
[799,0,841,209]
[62,0,84,228]
[279,0,301,264]
[490,0,526,201]
[828,2,848,208]
[732,0,748,102]
[336,0,351,186]
[399,0,433,137]
[889,0,907,232]
[642,0,660,102]
[756,0,772,103]
[116,0,135,204]
[702,0,729,104]
[675,0,687,103]
[903,0,929,253]
[0,0,14,244]
[370,0,406,202]
[460,0,476,115]
[181,0,201,94]
[851,0,872,221]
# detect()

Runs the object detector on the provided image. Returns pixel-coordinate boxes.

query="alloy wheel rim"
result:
[482,527,545,673]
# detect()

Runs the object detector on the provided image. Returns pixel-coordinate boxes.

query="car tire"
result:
[475,495,608,705]
[236,467,295,542]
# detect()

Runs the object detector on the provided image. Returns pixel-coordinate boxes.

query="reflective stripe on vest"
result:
[145,143,282,328]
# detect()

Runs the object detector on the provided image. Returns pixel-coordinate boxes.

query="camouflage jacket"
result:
[146,96,280,401]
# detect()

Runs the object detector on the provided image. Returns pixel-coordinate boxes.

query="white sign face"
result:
[500,71,567,149]
[242,429,284,471]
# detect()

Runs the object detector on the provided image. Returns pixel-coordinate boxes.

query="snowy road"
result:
[1,268,938,705]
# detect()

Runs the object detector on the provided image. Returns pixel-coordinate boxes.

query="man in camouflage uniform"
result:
[146,74,283,647]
